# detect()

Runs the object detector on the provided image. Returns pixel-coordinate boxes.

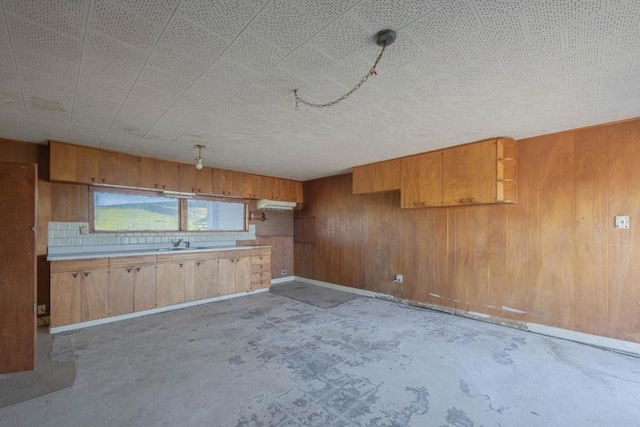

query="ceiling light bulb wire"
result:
[293,42,388,110]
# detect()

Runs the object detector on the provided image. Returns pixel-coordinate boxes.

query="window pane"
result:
[94,191,179,231]
[187,200,245,231]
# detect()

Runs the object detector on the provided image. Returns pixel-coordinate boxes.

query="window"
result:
[91,188,247,232]
[187,199,245,231]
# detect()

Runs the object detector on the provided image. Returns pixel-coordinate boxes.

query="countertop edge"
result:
[47,245,270,262]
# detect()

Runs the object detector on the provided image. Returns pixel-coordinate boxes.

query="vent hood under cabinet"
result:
[256,199,296,211]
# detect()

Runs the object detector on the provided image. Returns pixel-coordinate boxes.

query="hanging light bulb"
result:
[194,144,205,170]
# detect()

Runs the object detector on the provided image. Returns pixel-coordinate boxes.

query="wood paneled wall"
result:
[294,119,640,343]
[0,138,51,309]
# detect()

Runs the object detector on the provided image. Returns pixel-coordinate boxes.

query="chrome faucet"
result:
[171,238,183,248]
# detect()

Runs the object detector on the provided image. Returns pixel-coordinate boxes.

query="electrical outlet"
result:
[394,274,403,283]
[615,215,629,229]
[37,304,46,315]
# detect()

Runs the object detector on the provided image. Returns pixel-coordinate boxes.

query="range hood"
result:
[256,199,296,211]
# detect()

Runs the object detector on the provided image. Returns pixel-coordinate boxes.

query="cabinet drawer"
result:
[251,255,271,266]
[250,248,270,257]
[251,264,270,274]
[156,251,218,263]
[218,250,251,259]
[110,255,156,268]
[51,258,109,272]
[251,271,270,280]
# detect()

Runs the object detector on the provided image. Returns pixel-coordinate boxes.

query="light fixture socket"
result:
[194,144,205,170]
[375,29,397,47]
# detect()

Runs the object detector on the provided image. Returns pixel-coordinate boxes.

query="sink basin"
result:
[156,246,210,252]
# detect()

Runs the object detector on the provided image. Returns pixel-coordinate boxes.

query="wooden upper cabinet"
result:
[353,158,401,194]
[294,181,303,203]
[195,167,213,195]
[258,176,298,202]
[398,137,517,209]
[442,139,497,206]
[496,137,517,203]
[178,163,197,193]
[211,168,235,197]
[139,158,179,191]
[50,141,99,184]
[401,151,443,208]
[99,150,139,187]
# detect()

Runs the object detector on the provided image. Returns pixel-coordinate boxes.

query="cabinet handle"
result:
[90,177,96,182]
[127,268,132,273]
[135,267,141,272]
[83,272,90,277]
[101,178,106,183]
[179,263,183,267]
[196,262,200,266]
[72,272,79,278]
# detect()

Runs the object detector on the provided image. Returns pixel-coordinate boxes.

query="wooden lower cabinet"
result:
[250,248,271,290]
[218,250,251,294]
[50,258,110,327]
[50,247,269,328]
[81,269,109,322]
[194,258,219,300]
[50,271,82,327]
[156,259,186,308]
[109,255,157,315]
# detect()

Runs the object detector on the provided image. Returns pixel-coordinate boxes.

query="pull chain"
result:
[293,42,388,110]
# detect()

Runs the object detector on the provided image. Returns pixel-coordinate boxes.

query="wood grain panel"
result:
[134,264,157,312]
[607,121,639,341]
[51,183,89,222]
[81,268,109,322]
[0,162,36,373]
[108,267,134,316]
[573,127,609,336]
[294,117,640,343]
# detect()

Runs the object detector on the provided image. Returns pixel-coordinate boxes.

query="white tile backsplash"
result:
[48,222,256,255]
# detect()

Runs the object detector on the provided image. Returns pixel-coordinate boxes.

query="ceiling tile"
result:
[160,17,230,64]
[222,32,287,72]
[350,0,435,30]
[147,46,209,81]
[246,0,323,52]
[295,0,361,26]
[88,0,162,50]
[3,0,89,38]
[278,45,336,81]
[176,0,270,38]
[203,58,260,90]
[405,0,482,51]
[7,14,83,63]
[307,14,371,62]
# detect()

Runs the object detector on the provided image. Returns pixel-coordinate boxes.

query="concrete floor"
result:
[1,284,639,426]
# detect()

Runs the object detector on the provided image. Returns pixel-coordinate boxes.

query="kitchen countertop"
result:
[47,245,269,262]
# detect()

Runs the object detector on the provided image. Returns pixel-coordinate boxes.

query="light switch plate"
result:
[615,215,629,229]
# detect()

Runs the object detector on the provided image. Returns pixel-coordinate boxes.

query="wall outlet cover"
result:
[615,216,630,229]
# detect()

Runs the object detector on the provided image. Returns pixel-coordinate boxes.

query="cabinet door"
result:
[50,142,100,184]
[134,264,157,312]
[156,262,185,307]
[50,271,82,327]
[156,160,180,191]
[442,140,496,205]
[179,164,197,193]
[183,260,196,302]
[235,256,251,293]
[138,157,156,190]
[81,269,109,322]
[466,140,497,203]
[108,267,135,316]
[294,181,304,203]
[194,258,218,299]
[217,257,236,296]
[99,151,139,186]
[195,167,213,194]
[401,151,442,208]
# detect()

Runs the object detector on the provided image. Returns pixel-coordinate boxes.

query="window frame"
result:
[89,187,248,233]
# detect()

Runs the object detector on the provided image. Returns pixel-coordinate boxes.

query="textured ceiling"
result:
[0,0,638,181]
